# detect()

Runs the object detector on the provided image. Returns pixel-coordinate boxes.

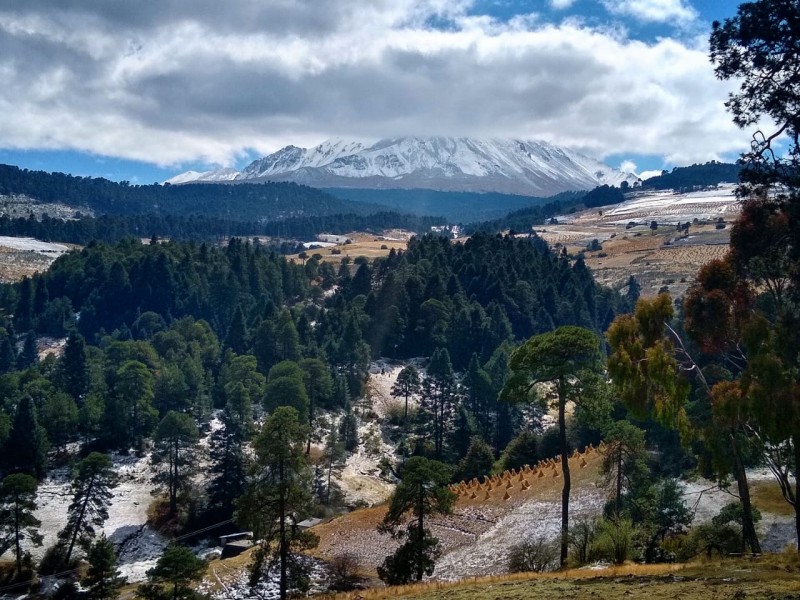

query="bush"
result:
[676,523,741,560]
[38,544,77,576]
[593,518,635,564]
[384,400,415,427]
[498,430,539,472]
[569,518,599,565]
[327,553,364,592]
[508,537,559,573]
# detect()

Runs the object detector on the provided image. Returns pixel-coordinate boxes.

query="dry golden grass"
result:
[320,555,800,600]
[750,479,795,516]
[307,448,606,580]
[287,232,408,264]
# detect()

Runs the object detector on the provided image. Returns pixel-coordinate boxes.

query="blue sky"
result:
[0,0,748,184]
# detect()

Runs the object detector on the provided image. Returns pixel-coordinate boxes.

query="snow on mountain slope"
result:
[165,167,239,185]
[168,137,637,196]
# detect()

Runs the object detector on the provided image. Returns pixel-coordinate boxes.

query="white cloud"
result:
[0,1,745,168]
[601,0,698,23]
[550,0,577,9]
[619,160,638,174]
[639,169,665,180]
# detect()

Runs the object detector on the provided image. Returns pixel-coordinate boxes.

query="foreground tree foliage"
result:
[138,544,206,600]
[236,407,317,600]
[0,473,42,575]
[58,452,117,567]
[377,456,455,584]
[502,326,601,567]
[82,534,127,600]
[705,0,800,551]
[151,411,199,518]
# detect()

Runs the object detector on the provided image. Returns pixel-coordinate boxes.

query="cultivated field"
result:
[0,236,74,282]
[288,230,412,264]
[534,184,740,297]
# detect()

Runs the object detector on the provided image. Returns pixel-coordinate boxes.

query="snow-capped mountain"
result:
[167,137,638,196]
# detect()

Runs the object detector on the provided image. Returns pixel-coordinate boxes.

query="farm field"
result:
[287,230,412,263]
[534,185,740,297]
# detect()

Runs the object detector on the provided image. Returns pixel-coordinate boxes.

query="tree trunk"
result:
[417,487,425,581]
[558,377,570,568]
[170,438,178,517]
[794,435,800,553]
[66,475,95,565]
[615,446,623,521]
[730,430,761,554]
[306,396,314,455]
[327,458,333,505]
[14,499,21,574]
[279,457,287,600]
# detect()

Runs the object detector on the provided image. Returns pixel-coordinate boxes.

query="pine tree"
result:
[236,407,317,600]
[17,331,38,370]
[299,358,332,453]
[225,305,249,354]
[151,412,199,517]
[59,331,90,402]
[83,534,126,600]
[338,407,359,453]
[502,326,602,567]
[377,457,455,584]
[207,406,247,518]
[421,348,457,459]
[43,392,79,455]
[320,424,346,505]
[391,365,420,424]
[5,396,49,478]
[456,436,494,482]
[58,452,118,566]
[110,360,158,451]
[0,473,42,574]
[138,544,206,600]
[0,330,16,374]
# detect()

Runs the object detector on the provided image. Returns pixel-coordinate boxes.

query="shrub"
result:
[676,523,740,560]
[569,518,599,565]
[384,400,415,426]
[327,553,364,592]
[508,536,559,573]
[594,518,635,564]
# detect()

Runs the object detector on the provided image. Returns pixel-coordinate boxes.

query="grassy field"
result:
[323,554,800,599]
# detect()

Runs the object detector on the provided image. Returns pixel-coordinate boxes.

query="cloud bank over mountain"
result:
[0,0,744,172]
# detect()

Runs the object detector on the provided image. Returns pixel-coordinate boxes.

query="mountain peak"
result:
[167,137,637,196]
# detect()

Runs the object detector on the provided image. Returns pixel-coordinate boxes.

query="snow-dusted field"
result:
[0,236,71,254]
[596,184,738,225]
[8,452,168,581]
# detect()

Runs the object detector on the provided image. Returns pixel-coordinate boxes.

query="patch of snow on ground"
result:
[335,359,427,506]
[683,474,796,552]
[0,236,71,254]
[435,491,605,580]
[603,185,738,224]
[5,451,167,582]
[199,555,328,600]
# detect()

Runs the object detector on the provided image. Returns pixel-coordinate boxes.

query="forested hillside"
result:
[0,211,445,245]
[641,162,741,191]
[324,188,559,222]
[0,164,390,220]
